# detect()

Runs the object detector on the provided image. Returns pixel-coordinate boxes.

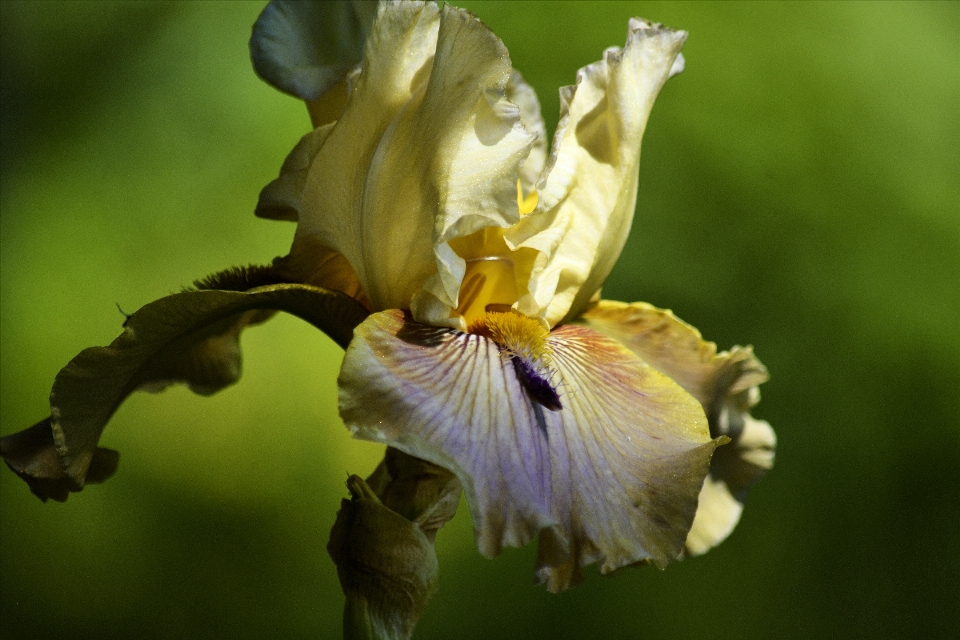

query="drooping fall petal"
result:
[0,266,368,500]
[338,309,724,591]
[579,300,775,555]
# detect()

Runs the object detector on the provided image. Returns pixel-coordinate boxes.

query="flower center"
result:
[455,257,519,325]
[451,180,538,325]
[468,311,562,412]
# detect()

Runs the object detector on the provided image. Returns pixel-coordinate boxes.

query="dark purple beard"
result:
[511,356,562,412]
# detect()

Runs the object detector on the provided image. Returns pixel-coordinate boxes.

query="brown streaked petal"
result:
[0,418,118,503]
[578,300,775,555]
[338,310,722,592]
[1,265,368,499]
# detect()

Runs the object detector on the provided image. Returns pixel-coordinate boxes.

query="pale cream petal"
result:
[683,474,743,557]
[289,2,534,322]
[506,20,687,327]
[338,310,721,592]
[507,71,547,191]
[256,124,335,222]
[579,300,776,556]
[412,9,536,325]
[290,0,439,314]
[256,124,369,301]
[272,244,368,307]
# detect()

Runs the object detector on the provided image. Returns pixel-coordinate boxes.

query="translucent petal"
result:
[579,300,776,555]
[339,310,721,591]
[285,3,535,325]
[255,126,369,301]
[507,71,547,192]
[256,124,335,222]
[506,20,687,326]
[685,415,775,555]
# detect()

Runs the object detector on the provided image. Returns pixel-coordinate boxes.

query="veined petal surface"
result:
[579,300,775,555]
[506,20,687,326]
[338,310,722,591]
[289,1,534,322]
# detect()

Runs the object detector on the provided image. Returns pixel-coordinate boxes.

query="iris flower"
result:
[0,0,774,595]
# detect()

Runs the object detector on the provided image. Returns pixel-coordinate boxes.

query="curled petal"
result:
[579,300,775,555]
[506,20,687,326]
[507,71,548,192]
[338,310,722,591]
[0,265,368,499]
[0,418,118,503]
[288,2,535,323]
[250,0,376,104]
[256,124,335,223]
[686,415,775,555]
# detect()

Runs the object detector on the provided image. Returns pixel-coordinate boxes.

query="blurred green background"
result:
[1,1,957,639]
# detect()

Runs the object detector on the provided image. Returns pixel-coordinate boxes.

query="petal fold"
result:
[506,71,547,192]
[506,20,687,326]
[339,310,721,591]
[287,2,535,323]
[256,124,335,222]
[0,265,368,498]
[579,300,776,555]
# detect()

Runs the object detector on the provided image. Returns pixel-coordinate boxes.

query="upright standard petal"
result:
[256,125,371,303]
[506,20,687,326]
[287,2,534,324]
[579,301,775,555]
[506,71,547,193]
[338,310,723,591]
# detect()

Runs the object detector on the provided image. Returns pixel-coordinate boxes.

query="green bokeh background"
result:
[1,1,957,638]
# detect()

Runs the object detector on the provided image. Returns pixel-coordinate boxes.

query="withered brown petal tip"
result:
[0,418,119,503]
